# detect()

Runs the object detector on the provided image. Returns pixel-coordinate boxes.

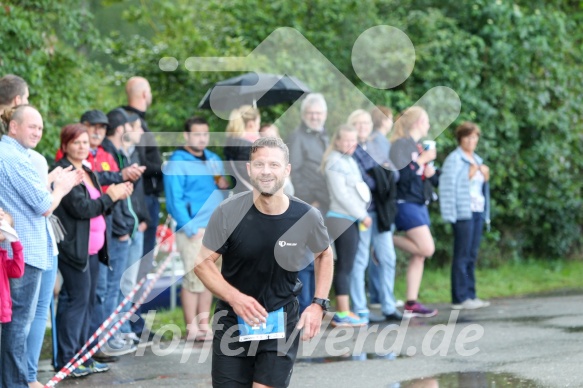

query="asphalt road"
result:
[38,291,583,387]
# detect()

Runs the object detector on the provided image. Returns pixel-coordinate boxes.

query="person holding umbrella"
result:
[224,105,261,194]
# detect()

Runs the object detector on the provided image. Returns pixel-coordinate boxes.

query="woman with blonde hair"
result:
[322,124,370,326]
[349,109,401,323]
[389,106,438,318]
[224,105,261,193]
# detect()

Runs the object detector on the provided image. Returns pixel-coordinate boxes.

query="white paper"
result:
[0,220,19,243]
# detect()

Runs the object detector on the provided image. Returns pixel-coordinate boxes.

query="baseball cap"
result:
[80,110,109,127]
[106,108,131,135]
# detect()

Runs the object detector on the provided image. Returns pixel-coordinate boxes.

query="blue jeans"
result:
[367,259,382,304]
[350,212,397,316]
[451,212,484,304]
[27,256,58,382]
[91,237,130,339]
[119,231,144,333]
[1,264,42,387]
[297,259,315,314]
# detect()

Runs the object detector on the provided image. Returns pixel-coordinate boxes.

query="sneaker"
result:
[135,331,156,347]
[86,360,110,373]
[331,312,368,327]
[356,311,370,324]
[102,337,138,356]
[403,302,438,318]
[121,332,140,345]
[70,365,93,378]
[473,298,491,308]
[452,299,482,310]
[93,350,119,363]
[368,310,403,323]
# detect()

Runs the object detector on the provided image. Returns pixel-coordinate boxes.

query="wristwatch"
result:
[311,297,330,311]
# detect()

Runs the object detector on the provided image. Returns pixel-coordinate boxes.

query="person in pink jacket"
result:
[0,209,25,324]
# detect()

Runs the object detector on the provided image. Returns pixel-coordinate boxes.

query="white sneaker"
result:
[120,332,140,345]
[102,337,137,356]
[473,298,491,308]
[452,299,483,310]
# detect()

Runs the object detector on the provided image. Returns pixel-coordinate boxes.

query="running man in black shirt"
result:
[194,137,334,388]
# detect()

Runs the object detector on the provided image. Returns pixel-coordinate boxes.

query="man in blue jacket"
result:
[164,116,228,341]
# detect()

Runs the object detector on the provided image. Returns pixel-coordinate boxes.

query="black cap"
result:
[106,108,130,135]
[125,111,140,123]
[80,110,109,127]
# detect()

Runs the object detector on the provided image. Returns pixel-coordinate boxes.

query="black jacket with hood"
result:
[52,158,114,270]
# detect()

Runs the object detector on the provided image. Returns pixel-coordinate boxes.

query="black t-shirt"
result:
[203,191,330,311]
[390,136,426,204]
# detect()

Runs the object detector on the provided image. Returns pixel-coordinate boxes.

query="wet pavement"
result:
[38,291,583,387]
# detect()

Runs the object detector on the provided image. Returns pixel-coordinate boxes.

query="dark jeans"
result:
[451,212,484,304]
[56,255,100,369]
[1,264,42,387]
[141,194,160,277]
[326,217,359,297]
[297,260,314,314]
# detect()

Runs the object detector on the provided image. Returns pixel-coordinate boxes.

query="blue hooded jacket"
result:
[163,148,226,237]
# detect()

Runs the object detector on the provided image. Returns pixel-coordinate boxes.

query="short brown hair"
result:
[370,105,393,130]
[0,75,28,106]
[455,121,481,144]
[250,137,289,164]
[60,123,88,154]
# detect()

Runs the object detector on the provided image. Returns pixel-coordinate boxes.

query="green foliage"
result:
[3,0,582,260]
[0,1,116,161]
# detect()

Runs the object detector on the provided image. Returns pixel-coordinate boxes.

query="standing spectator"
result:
[67,110,145,364]
[287,93,330,313]
[164,117,228,341]
[224,105,261,193]
[0,105,80,387]
[0,74,61,387]
[194,137,333,387]
[0,211,25,324]
[53,124,132,376]
[322,125,370,327]
[122,77,163,276]
[439,122,491,310]
[390,107,439,318]
[115,113,151,344]
[98,108,141,356]
[367,105,397,308]
[349,109,401,323]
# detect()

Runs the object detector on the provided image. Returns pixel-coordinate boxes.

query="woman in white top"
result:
[322,125,371,327]
[439,122,491,310]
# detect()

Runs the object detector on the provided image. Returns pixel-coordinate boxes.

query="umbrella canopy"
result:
[198,72,311,111]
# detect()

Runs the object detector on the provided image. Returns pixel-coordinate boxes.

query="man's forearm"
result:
[194,257,239,304]
[312,246,334,300]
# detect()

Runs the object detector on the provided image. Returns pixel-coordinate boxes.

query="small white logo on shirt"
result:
[278,241,297,247]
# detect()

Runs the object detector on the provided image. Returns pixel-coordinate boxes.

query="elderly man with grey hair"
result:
[287,93,330,313]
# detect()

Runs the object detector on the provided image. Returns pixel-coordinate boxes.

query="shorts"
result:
[176,231,222,293]
[212,299,300,388]
[395,202,431,231]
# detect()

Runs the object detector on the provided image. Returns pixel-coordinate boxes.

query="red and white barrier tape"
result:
[44,250,177,387]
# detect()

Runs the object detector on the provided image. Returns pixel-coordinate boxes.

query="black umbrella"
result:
[198,72,311,111]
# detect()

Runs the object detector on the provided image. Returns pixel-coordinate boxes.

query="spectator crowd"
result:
[0,73,491,386]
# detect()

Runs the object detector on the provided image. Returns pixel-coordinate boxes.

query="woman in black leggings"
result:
[322,125,371,327]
